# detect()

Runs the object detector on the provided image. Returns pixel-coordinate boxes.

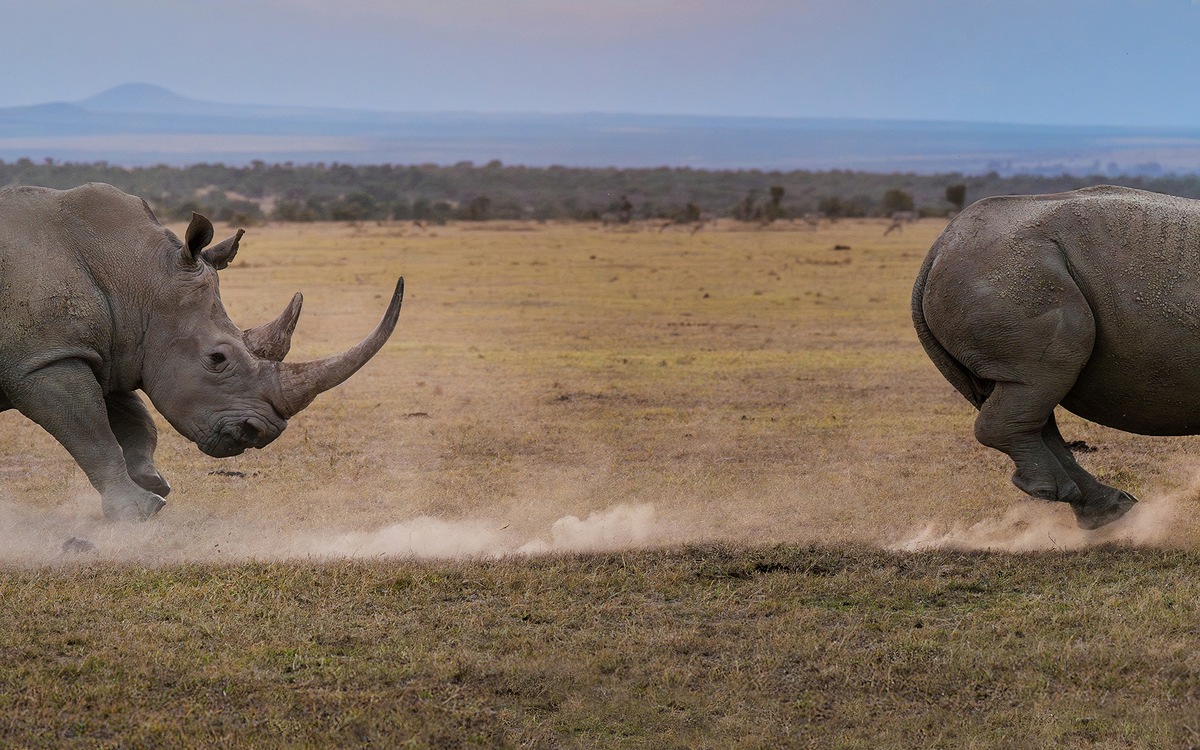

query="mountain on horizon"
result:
[78,83,206,113]
[1,84,1199,175]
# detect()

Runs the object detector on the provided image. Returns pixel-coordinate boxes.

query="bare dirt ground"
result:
[1,217,1198,563]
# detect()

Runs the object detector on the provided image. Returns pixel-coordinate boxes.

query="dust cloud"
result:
[893,480,1188,552]
[0,495,672,566]
[307,504,662,558]
[0,476,1196,567]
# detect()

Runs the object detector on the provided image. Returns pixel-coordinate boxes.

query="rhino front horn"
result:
[276,278,404,418]
[244,292,303,362]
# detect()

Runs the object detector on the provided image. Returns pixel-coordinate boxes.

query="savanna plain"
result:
[2,217,1200,747]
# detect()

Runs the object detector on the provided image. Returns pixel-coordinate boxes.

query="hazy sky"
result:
[6,0,1200,127]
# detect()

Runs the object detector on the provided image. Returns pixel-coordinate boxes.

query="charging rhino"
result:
[0,183,403,521]
[907,184,1200,529]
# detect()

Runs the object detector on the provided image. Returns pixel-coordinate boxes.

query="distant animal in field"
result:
[659,211,713,234]
[884,210,918,236]
[599,196,636,228]
[0,183,403,521]
[909,185,1200,529]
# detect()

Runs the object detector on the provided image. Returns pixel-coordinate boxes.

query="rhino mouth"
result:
[203,413,287,458]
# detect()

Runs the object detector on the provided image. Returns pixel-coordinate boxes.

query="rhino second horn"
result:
[276,277,404,417]
[244,292,303,362]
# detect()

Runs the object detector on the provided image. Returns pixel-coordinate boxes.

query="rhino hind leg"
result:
[974,382,1084,505]
[929,245,1127,526]
[1042,415,1138,530]
[963,307,1092,510]
[974,367,1135,530]
[106,391,171,498]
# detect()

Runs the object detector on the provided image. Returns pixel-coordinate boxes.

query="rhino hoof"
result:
[132,471,171,498]
[102,491,166,522]
[1072,490,1138,530]
[139,494,167,519]
[1012,470,1081,505]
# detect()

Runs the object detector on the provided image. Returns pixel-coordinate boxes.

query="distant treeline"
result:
[6,157,1200,224]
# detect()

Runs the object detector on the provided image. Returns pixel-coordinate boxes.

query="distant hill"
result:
[78,83,208,114]
[3,84,1200,175]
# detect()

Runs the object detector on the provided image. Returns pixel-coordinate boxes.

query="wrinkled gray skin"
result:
[910,185,1200,529]
[0,183,403,521]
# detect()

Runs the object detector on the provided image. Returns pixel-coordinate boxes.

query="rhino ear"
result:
[183,213,215,262]
[201,229,244,270]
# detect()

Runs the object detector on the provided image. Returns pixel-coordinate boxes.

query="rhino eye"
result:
[208,352,228,368]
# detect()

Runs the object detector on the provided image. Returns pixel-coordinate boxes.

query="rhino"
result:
[909,184,1200,530]
[0,183,403,521]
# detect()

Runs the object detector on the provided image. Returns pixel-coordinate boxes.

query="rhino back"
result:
[934,186,1200,338]
[0,184,168,390]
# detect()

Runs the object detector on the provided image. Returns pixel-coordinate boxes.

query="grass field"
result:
[1,218,1199,746]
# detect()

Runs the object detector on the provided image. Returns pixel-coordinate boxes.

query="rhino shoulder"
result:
[63,183,159,222]
[0,183,156,229]
[0,184,59,218]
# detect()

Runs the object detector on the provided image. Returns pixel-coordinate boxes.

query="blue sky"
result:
[5,0,1200,127]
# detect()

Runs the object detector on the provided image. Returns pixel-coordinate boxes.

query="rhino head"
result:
[140,213,403,459]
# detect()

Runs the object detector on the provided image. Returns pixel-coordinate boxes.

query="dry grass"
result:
[1,218,1200,745]
[3,548,1200,748]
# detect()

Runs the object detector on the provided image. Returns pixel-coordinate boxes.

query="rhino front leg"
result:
[106,391,171,497]
[8,359,166,521]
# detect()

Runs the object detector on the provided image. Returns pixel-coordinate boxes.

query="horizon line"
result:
[7,83,1198,135]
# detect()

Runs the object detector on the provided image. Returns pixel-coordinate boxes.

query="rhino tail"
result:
[911,249,994,409]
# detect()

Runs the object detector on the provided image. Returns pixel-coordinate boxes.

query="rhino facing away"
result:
[908,184,1200,529]
[0,183,403,521]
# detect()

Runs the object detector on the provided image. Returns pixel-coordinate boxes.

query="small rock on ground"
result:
[62,537,97,554]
